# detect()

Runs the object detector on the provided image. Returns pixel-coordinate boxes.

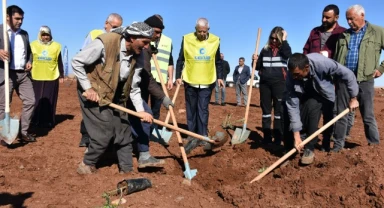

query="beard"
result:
[322,20,336,30]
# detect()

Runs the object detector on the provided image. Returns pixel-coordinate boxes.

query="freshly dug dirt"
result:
[1,83,384,208]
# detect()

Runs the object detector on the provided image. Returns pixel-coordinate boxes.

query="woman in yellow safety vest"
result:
[30,26,64,128]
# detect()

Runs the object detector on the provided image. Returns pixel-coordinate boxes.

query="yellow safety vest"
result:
[30,41,62,81]
[182,33,219,85]
[89,29,104,40]
[150,34,172,83]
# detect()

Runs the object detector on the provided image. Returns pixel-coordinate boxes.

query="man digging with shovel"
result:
[72,22,168,174]
[283,53,359,165]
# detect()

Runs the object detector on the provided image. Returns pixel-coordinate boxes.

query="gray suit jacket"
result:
[0,24,33,84]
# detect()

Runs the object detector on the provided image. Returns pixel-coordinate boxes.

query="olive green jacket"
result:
[334,22,384,82]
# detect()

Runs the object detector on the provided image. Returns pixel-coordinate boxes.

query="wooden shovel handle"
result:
[244,28,262,125]
[2,0,10,113]
[81,92,215,144]
[250,108,350,183]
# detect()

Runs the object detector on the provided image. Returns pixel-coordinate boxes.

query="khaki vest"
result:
[86,33,136,106]
[150,34,172,83]
[182,33,219,85]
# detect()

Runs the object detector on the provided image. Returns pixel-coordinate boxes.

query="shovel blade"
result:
[0,114,20,145]
[183,163,197,180]
[151,125,172,146]
[231,127,250,145]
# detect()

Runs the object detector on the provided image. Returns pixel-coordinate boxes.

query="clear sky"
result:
[4,0,384,86]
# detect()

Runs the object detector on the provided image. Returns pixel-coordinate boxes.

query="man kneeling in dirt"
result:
[72,22,155,174]
[283,53,359,165]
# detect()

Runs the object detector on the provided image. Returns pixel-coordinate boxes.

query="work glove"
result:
[150,45,158,54]
[162,96,174,110]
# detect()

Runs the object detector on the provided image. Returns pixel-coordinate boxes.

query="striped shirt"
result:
[345,24,367,72]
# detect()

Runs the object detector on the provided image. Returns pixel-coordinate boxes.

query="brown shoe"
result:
[20,133,36,142]
[77,162,96,174]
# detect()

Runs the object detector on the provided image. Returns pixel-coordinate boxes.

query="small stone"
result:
[111,198,126,206]
[175,196,184,202]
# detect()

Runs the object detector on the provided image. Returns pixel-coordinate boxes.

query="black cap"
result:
[144,15,164,29]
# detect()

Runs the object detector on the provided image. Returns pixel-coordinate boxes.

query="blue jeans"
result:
[128,101,153,152]
[215,80,226,103]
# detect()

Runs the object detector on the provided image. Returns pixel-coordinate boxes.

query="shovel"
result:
[232,28,262,145]
[151,54,196,180]
[0,0,20,145]
[82,93,227,180]
[151,80,181,145]
[250,108,350,183]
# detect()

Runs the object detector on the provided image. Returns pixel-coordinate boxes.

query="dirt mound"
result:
[1,84,384,207]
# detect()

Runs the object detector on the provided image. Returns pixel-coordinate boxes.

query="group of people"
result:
[0,5,64,145]
[72,13,226,173]
[0,3,383,175]
[243,4,382,165]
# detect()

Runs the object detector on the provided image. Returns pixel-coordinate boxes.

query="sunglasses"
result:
[270,37,278,41]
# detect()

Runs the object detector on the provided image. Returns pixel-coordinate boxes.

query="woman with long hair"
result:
[253,26,292,145]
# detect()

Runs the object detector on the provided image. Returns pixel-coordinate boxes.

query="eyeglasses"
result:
[108,21,119,29]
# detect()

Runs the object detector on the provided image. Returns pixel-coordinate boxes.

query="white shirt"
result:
[238,66,244,73]
[7,26,26,70]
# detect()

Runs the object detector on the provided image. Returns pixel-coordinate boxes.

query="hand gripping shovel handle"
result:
[152,54,196,180]
[250,108,350,183]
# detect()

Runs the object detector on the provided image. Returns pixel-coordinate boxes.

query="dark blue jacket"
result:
[233,65,251,84]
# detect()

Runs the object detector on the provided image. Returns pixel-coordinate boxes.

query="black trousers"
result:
[78,88,133,171]
[283,95,333,151]
[259,79,285,143]
[31,79,59,126]
[184,83,214,136]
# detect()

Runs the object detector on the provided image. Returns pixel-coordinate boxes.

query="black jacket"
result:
[255,40,292,82]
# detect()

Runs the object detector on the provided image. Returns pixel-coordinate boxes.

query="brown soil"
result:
[1,82,384,208]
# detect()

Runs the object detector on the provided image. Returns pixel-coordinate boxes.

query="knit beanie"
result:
[144,15,164,29]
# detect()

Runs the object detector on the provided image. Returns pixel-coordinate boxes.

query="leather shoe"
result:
[20,133,36,142]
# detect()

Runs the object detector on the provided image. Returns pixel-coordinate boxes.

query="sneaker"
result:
[119,167,134,174]
[300,149,314,165]
[221,102,226,106]
[330,147,342,153]
[138,156,165,168]
[77,161,96,174]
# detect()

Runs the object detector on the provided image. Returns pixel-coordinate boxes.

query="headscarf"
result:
[113,22,153,39]
[38,26,53,45]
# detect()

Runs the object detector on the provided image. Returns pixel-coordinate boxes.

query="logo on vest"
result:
[37,50,52,61]
[194,47,210,61]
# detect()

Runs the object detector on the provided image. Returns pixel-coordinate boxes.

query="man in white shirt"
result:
[0,5,35,143]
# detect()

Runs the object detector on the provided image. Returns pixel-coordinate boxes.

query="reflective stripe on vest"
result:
[30,40,61,81]
[90,29,104,40]
[150,34,172,83]
[182,33,219,85]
